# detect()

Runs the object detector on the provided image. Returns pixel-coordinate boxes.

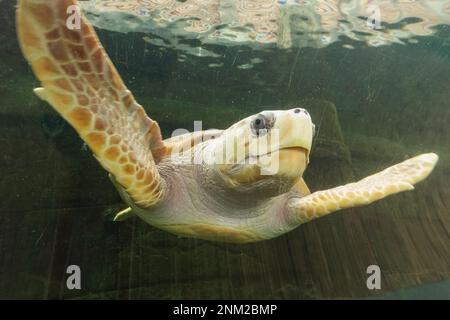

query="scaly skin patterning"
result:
[17,0,439,243]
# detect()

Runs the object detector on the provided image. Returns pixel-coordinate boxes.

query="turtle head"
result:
[207,108,314,196]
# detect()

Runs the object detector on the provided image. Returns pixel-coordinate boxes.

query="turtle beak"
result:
[271,108,313,162]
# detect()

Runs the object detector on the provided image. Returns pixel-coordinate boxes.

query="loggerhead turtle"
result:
[17,0,438,243]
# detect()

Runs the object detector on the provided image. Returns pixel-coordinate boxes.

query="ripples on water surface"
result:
[82,0,450,56]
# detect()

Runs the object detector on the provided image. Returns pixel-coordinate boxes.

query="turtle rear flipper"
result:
[287,153,439,224]
[113,208,134,222]
[17,0,167,208]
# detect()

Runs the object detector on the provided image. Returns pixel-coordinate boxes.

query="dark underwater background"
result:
[0,0,449,299]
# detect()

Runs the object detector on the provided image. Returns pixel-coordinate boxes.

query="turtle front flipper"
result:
[286,153,438,224]
[17,0,168,208]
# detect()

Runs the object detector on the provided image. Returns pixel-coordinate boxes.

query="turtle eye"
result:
[253,115,266,129]
[251,114,267,135]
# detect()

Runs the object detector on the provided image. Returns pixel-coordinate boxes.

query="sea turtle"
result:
[17,0,438,243]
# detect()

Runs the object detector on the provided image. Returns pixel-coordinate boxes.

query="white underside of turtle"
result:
[17,0,439,243]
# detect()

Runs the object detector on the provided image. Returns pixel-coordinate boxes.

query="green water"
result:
[0,0,449,299]
[378,280,450,300]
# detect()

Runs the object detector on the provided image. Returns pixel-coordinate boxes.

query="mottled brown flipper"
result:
[17,0,167,207]
[288,153,439,224]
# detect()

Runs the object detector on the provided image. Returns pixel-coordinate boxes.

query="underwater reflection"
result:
[81,0,450,55]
